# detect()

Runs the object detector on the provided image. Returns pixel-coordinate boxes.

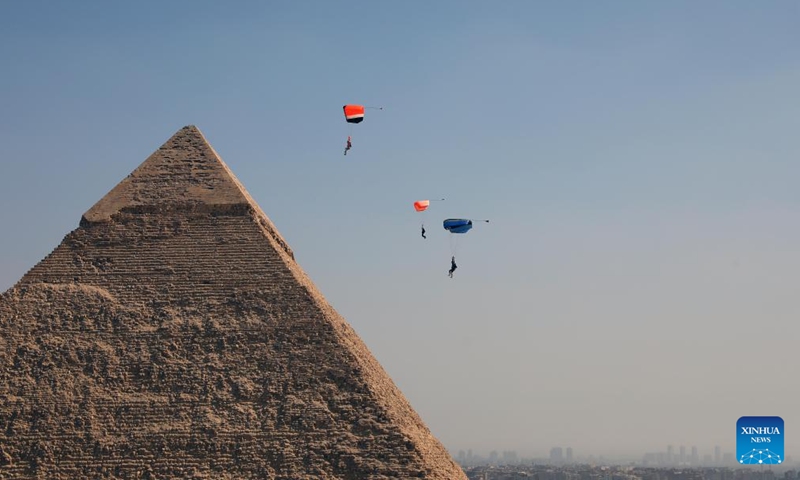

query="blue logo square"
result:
[737,416,784,464]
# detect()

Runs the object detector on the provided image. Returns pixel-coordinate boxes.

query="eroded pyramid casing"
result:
[0,126,466,479]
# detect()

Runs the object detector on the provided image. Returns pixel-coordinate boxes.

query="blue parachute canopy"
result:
[443,218,473,234]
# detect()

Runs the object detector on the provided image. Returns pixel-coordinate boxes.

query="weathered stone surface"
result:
[0,126,466,479]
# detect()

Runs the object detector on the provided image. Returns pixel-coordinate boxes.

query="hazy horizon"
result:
[1,0,798,459]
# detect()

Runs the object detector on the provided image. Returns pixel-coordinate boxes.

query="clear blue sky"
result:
[2,0,799,460]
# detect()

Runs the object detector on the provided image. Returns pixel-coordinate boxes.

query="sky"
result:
[1,0,799,461]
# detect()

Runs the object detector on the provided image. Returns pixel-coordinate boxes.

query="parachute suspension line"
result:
[449,234,460,257]
[365,106,384,110]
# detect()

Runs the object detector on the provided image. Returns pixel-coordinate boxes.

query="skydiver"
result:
[421,225,426,239]
[448,256,457,278]
[344,136,352,155]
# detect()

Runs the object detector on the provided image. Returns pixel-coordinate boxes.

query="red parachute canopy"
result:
[343,105,365,124]
[413,200,431,212]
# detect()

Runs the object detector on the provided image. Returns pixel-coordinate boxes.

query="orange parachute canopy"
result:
[343,105,365,124]
[413,200,431,212]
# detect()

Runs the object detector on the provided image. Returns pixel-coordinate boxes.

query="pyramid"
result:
[0,126,466,479]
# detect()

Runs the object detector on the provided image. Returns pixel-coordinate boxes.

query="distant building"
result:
[551,447,564,464]
[502,450,518,465]
[691,446,698,465]
[680,446,686,464]
[715,446,721,466]
[566,447,573,463]
[668,446,674,464]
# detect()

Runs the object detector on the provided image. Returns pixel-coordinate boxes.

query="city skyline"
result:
[452,442,795,466]
[454,447,796,468]
[461,463,800,480]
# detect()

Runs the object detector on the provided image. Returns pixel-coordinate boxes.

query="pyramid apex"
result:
[179,124,201,133]
[82,125,252,224]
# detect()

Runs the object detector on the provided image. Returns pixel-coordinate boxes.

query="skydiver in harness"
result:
[344,136,352,155]
[421,225,426,239]
[448,256,457,278]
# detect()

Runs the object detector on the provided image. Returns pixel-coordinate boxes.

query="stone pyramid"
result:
[0,126,466,479]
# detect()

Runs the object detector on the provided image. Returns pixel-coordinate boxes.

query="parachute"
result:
[414,199,444,239]
[413,200,430,212]
[442,218,489,275]
[342,104,382,155]
[343,104,365,124]
[443,218,489,232]
[443,218,473,234]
